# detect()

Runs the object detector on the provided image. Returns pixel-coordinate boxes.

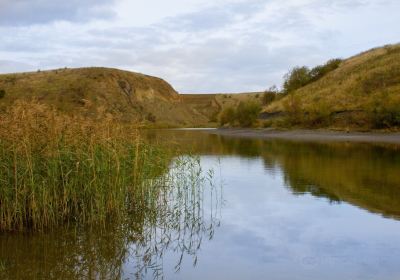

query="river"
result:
[1,129,400,280]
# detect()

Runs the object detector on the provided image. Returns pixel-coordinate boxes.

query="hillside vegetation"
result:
[1,43,398,130]
[182,92,263,123]
[0,67,261,127]
[263,43,400,130]
[0,67,212,127]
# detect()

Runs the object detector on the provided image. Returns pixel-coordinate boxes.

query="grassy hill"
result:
[263,43,400,130]
[182,92,263,122]
[0,67,213,127]
[3,44,397,130]
[0,67,261,127]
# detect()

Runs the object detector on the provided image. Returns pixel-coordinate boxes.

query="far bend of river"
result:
[2,129,400,280]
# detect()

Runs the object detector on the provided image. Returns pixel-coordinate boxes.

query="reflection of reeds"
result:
[0,101,222,278]
[0,155,222,280]
[0,100,169,231]
[128,155,222,279]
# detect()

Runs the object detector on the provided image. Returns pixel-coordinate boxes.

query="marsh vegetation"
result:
[0,101,163,231]
[0,101,221,233]
[0,151,221,279]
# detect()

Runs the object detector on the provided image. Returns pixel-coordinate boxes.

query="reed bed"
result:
[0,101,169,231]
[0,154,221,279]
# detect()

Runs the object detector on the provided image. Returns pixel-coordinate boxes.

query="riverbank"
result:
[205,128,400,144]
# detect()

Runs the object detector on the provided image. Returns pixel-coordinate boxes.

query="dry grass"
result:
[0,67,211,127]
[0,100,169,231]
[182,92,263,124]
[264,43,400,129]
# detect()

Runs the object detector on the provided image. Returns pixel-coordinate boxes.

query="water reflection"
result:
[125,157,222,279]
[0,156,221,280]
[2,129,400,280]
[145,129,400,219]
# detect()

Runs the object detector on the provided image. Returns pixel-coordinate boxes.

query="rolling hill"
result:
[0,67,213,127]
[263,43,400,129]
[0,67,260,127]
[1,43,398,130]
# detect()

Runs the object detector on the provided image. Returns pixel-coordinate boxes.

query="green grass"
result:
[0,100,171,231]
[0,152,221,278]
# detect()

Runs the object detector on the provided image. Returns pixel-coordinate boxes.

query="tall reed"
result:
[0,101,169,231]
[0,155,221,279]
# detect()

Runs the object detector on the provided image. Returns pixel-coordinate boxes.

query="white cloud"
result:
[0,0,399,92]
[0,0,116,26]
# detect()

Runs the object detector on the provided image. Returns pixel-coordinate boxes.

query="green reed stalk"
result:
[0,101,170,231]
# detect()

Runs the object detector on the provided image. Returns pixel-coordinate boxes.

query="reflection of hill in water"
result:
[262,141,400,220]
[144,129,400,220]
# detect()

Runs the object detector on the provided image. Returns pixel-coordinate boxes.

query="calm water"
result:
[2,129,400,279]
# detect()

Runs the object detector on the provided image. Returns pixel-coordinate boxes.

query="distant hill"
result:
[182,92,263,122]
[263,43,400,129]
[0,67,212,127]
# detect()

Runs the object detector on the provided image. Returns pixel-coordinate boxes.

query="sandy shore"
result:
[204,128,400,144]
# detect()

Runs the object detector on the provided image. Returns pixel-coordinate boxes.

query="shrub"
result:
[219,101,261,127]
[309,59,342,82]
[282,59,342,94]
[219,106,236,126]
[262,91,276,105]
[283,66,311,94]
[263,85,280,105]
[236,101,261,127]
[0,89,5,99]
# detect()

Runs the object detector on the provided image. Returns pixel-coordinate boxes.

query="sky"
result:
[0,0,399,93]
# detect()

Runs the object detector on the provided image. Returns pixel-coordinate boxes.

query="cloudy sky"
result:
[0,0,399,93]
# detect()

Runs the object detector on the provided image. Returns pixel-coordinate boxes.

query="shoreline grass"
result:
[0,100,170,231]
